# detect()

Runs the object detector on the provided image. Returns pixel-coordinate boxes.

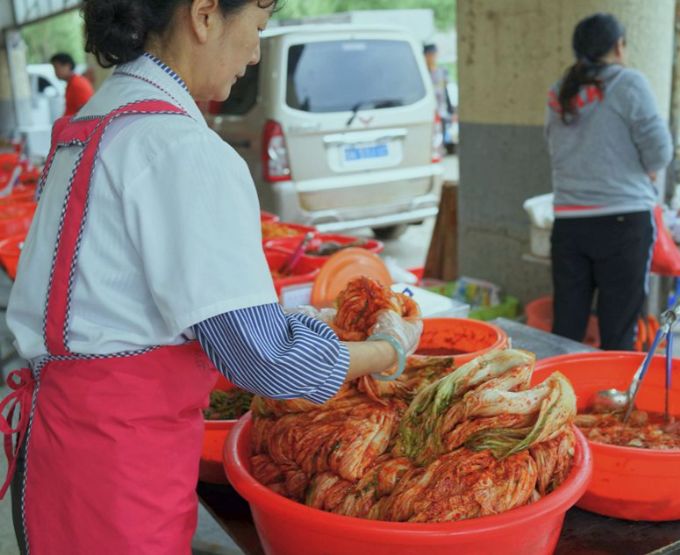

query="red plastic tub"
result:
[261,221,315,242]
[224,415,592,555]
[0,203,36,239]
[525,296,600,348]
[200,375,239,484]
[19,167,41,185]
[0,185,36,206]
[412,318,509,366]
[260,211,279,223]
[264,233,384,269]
[533,352,680,521]
[265,250,320,297]
[0,234,25,279]
[0,153,19,173]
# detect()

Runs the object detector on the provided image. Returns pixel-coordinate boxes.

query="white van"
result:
[205,24,444,239]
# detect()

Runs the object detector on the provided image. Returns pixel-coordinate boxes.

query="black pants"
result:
[551,211,654,351]
[11,441,28,554]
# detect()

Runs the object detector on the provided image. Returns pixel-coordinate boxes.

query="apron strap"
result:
[0,369,35,499]
[43,99,188,356]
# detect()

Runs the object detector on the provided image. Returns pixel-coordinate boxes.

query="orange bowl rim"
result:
[535,351,680,459]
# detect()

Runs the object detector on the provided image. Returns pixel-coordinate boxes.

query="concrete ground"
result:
[0,156,458,554]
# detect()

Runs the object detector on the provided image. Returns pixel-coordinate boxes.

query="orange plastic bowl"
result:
[224,414,592,555]
[525,296,600,348]
[0,234,25,279]
[533,352,680,521]
[412,318,509,366]
[199,375,239,484]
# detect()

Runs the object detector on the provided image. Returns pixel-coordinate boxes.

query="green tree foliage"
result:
[21,10,85,65]
[18,1,455,65]
[275,0,455,30]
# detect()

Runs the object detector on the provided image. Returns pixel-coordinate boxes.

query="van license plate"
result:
[343,143,389,162]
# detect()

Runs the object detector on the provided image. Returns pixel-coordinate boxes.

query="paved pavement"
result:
[355,154,458,270]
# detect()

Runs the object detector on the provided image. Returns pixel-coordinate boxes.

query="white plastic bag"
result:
[523,193,554,229]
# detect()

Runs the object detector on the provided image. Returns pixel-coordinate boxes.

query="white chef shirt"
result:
[7,55,278,361]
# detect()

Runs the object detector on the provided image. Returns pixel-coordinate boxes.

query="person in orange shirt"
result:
[50,52,95,116]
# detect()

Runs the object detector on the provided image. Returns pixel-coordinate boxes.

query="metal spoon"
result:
[590,363,647,414]
[591,304,678,419]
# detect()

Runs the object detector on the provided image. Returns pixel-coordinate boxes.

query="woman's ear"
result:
[189,0,221,44]
[615,37,626,63]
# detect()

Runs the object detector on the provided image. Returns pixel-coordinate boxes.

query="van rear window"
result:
[286,40,426,113]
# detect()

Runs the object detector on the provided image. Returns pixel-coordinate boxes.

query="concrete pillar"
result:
[0,44,15,137]
[457,0,675,304]
[0,31,32,139]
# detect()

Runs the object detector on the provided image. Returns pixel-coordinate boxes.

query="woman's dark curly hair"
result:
[83,0,279,68]
[558,13,625,124]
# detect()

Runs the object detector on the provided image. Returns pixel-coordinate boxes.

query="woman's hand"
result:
[369,309,423,356]
[648,171,657,182]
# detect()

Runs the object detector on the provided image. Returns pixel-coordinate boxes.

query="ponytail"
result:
[557,13,625,125]
[557,60,604,124]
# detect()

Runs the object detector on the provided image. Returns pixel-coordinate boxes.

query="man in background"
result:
[424,43,455,153]
[50,52,94,116]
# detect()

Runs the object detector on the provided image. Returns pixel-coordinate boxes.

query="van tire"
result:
[372,224,408,240]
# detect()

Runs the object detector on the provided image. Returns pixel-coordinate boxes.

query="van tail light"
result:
[262,119,292,182]
[432,112,444,163]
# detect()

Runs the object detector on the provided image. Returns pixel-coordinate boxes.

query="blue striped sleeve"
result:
[193,303,349,404]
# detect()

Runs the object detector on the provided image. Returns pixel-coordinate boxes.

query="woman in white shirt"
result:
[1,1,421,553]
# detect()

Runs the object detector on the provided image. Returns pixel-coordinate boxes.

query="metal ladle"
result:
[591,302,679,422]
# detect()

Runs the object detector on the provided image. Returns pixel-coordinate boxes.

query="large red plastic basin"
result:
[199,375,238,484]
[533,352,680,521]
[224,414,592,555]
[412,318,509,366]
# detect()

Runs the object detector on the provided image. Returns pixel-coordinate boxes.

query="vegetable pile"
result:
[204,389,254,421]
[249,279,578,522]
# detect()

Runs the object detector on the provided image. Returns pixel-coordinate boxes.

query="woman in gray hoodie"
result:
[545,13,672,350]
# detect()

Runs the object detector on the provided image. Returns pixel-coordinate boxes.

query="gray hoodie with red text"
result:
[545,64,672,218]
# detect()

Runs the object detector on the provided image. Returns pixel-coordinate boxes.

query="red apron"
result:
[0,100,218,554]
